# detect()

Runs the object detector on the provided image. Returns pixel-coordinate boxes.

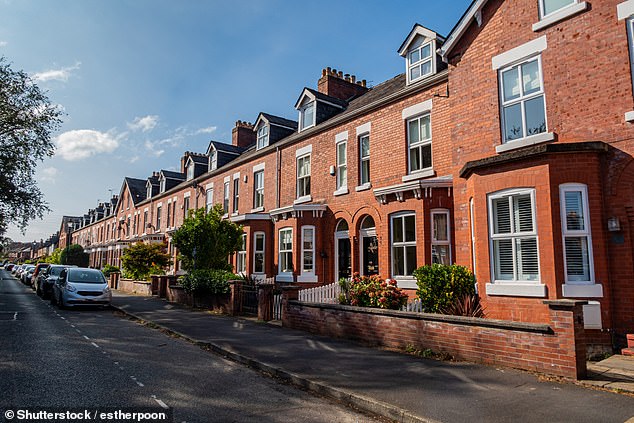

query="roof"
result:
[124,177,147,205]
[439,0,487,61]
[206,140,245,156]
[257,112,298,130]
[160,170,185,180]
[187,155,208,165]
[295,88,349,109]
[147,175,159,185]
[397,24,445,56]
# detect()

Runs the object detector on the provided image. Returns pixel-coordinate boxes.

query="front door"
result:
[336,237,351,280]
[362,235,379,276]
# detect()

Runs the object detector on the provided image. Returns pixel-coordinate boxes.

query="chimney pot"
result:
[338,71,343,78]
[351,75,356,83]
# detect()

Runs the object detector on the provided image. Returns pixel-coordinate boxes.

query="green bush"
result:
[413,264,476,313]
[178,269,239,295]
[101,264,120,277]
[339,273,409,310]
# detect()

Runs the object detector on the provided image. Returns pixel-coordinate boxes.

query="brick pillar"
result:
[544,299,588,379]
[110,272,120,289]
[258,284,274,321]
[150,275,159,295]
[281,286,301,328]
[229,280,242,316]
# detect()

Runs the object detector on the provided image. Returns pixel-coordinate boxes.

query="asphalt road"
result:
[0,269,381,423]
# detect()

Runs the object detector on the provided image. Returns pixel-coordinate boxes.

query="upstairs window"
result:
[408,40,433,83]
[146,184,152,199]
[166,203,172,229]
[209,150,218,171]
[359,134,370,185]
[253,170,264,209]
[159,177,166,193]
[183,197,190,219]
[560,184,593,283]
[336,140,347,190]
[233,177,240,213]
[299,101,315,131]
[407,114,432,173]
[499,56,546,143]
[540,0,575,17]
[256,124,269,149]
[206,189,214,213]
[223,181,230,214]
[156,206,162,231]
[297,154,311,199]
[187,163,195,181]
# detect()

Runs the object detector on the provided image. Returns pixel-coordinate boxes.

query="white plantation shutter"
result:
[560,185,593,283]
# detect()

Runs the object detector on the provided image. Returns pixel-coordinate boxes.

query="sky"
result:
[1,0,471,243]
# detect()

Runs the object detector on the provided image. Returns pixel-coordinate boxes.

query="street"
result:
[0,269,380,423]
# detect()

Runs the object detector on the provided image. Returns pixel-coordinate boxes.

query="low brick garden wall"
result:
[282,287,587,380]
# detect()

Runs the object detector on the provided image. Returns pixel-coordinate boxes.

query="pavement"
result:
[111,291,634,423]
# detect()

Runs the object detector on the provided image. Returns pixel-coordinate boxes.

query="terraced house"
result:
[66,0,634,352]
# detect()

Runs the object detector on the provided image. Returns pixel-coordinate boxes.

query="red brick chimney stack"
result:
[232,120,256,148]
[317,67,369,101]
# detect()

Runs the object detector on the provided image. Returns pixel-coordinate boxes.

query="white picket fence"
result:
[298,282,341,304]
[401,298,423,313]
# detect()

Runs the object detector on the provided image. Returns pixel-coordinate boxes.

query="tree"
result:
[0,56,62,236]
[45,247,62,264]
[120,242,171,280]
[171,205,243,272]
[59,244,89,267]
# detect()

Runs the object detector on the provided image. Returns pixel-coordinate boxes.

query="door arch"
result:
[334,219,351,281]
[359,216,379,276]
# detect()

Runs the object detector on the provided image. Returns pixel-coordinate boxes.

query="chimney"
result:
[180,151,190,174]
[317,67,369,101]
[232,120,256,148]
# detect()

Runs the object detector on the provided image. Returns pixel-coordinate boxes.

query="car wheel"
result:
[50,292,57,305]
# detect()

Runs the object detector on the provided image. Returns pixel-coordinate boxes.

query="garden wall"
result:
[282,288,587,379]
[117,278,153,296]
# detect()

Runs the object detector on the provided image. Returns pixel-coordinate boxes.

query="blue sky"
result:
[1,0,471,243]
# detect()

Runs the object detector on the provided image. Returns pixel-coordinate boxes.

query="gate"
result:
[239,278,259,316]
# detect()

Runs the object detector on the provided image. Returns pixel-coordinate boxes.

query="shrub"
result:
[179,269,239,295]
[413,264,476,314]
[121,242,171,281]
[441,293,485,318]
[101,264,120,277]
[60,244,89,267]
[339,273,409,310]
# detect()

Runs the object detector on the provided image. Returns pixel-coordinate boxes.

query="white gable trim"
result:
[398,25,441,56]
[439,0,488,62]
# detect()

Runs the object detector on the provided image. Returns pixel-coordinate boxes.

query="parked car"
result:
[31,263,50,289]
[21,265,36,285]
[36,264,73,299]
[52,267,111,308]
[12,264,24,276]
[5,263,15,271]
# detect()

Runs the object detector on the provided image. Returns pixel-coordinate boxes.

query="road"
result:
[0,269,381,423]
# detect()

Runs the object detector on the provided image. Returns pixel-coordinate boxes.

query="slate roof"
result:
[188,155,208,165]
[345,73,407,113]
[260,113,298,130]
[304,88,349,108]
[207,140,245,155]
[160,170,186,180]
[125,177,148,205]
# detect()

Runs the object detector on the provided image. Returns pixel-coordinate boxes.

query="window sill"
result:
[562,283,603,298]
[496,132,555,154]
[276,273,294,283]
[294,195,312,205]
[532,2,588,32]
[402,168,435,183]
[222,213,229,219]
[355,183,372,192]
[333,187,349,197]
[250,206,265,213]
[231,212,239,217]
[297,274,318,283]
[393,277,417,290]
[625,111,634,122]
[485,282,547,297]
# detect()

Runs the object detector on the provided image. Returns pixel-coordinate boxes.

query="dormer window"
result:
[146,183,152,199]
[256,124,269,150]
[187,162,195,181]
[299,101,315,131]
[209,149,218,171]
[408,41,432,82]
[159,176,166,193]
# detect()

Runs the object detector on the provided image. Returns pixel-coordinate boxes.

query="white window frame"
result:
[156,205,162,231]
[628,17,634,104]
[205,189,214,213]
[187,163,195,181]
[236,234,247,275]
[539,0,576,19]
[431,209,451,265]
[232,176,240,214]
[166,200,172,230]
[336,140,347,190]
[253,232,265,274]
[296,154,311,200]
[159,177,166,193]
[209,149,218,171]
[278,228,293,281]
[299,101,315,131]
[390,212,417,287]
[146,183,152,199]
[559,184,602,297]
[407,40,434,84]
[256,124,269,150]
[223,181,230,214]
[298,226,316,282]
[533,0,587,31]
[253,170,264,209]
[486,188,546,297]
[359,134,370,186]
[407,113,432,174]
[183,196,190,219]
[498,55,548,145]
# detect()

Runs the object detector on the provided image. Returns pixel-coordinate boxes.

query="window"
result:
[336,141,347,190]
[431,210,451,265]
[187,163,195,181]
[209,150,217,171]
[407,114,432,173]
[223,182,230,214]
[539,0,575,17]
[233,177,240,213]
[257,124,269,149]
[499,56,546,143]
[172,201,177,227]
[132,216,137,235]
[160,177,166,193]
[279,228,293,274]
[628,17,634,96]
[299,101,315,130]
[166,202,171,229]
[143,210,148,232]
[205,189,213,213]
[297,154,311,198]
[489,189,539,282]
[301,226,315,275]
[183,197,190,219]
[156,206,162,231]
[253,232,265,274]
[408,40,433,82]
[391,213,417,278]
[560,184,593,282]
[253,170,264,209]
[236,234,246,275]
[359,134,370,185]
[146,184,152,199]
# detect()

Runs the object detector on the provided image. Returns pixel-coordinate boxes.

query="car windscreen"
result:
[67,269,106,284]
[49,267,64,276]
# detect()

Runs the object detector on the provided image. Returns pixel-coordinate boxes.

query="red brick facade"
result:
[67,0,634,350]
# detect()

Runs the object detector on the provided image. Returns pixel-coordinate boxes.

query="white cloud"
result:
[33,61,81,83]
[55,129,119,161]
[128,115,159,132]
[0,41,7,47]
[40,167,58,183]
[196,125,217,134]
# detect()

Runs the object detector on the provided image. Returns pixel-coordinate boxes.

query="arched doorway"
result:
[334,219,351,281]
[359,216,379,276]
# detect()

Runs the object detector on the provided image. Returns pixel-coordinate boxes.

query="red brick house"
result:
[63,0,634,351]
